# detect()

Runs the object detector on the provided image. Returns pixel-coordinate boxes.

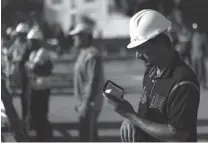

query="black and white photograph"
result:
[1,0,208,142]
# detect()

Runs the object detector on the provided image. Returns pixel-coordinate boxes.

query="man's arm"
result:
[84,55,100,105]
[128,113,186,141]
[127,83,200,141]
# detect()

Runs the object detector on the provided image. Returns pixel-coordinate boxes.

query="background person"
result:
[25,28,53,141]
[69,16,105,142]
[191,23,207,89]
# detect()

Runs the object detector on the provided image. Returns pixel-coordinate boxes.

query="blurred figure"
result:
[175,26,192,66]
[6,23,29,126]
[8,23,29,93]
[6,27,13,41]
[191,23,207,89]
[9,23,29,62]
[25,28,53,141]
[69,16,104,142]
[1,78,28,142]
[168,8,192,66]
[167,9,181,53]
[1,36,10,77]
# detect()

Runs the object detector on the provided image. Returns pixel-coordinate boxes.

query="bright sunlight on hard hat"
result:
[127,9,171,49]
[27,28,43,40]
[15,23,29,33]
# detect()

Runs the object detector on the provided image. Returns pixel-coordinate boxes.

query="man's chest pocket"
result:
[148,93,167,115]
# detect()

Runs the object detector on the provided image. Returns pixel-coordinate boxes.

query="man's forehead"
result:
[134,41,150,51]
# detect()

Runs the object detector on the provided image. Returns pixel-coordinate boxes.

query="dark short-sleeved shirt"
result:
[137,51,200,142]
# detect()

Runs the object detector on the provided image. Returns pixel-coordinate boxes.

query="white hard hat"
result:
[27,28,43,40]
[127,9,171,49]
[6,27,13,35]
[16,23,29,33]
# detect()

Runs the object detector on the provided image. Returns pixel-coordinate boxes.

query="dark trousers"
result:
[79,109,100,142]
[20,92,28,121]
[30,89,52,141]
[20,71,28,122]
[1,79,28,142]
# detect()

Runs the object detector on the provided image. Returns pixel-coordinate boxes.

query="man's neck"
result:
[157,51,174,70]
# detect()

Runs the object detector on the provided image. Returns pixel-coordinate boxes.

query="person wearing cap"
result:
[5,23,30,123]
[69,16,104,142]
[8,23,29,62]
[7,23,29,94]
[191,23,207,89]
[103,9,200,142]
[22,28,53,141]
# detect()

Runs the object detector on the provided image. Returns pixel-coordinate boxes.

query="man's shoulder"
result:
[172,61,199,87]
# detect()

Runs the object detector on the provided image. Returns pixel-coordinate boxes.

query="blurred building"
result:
[44,0,110,36]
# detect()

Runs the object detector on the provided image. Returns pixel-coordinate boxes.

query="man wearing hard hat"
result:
[69,15,104,142]
[6,23,29,121]
[8,23,29,63]
[103,9,200,142]
[23,28,53,141]
[7,23,29,90]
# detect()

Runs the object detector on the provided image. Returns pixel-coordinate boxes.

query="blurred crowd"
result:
[1,0,208,142]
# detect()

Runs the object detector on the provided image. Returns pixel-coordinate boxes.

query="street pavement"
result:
[12,59,208,142]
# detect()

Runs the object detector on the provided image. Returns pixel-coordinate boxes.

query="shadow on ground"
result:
[28,119,208,142]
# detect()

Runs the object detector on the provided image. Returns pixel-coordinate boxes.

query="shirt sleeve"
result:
[167,83,200,132]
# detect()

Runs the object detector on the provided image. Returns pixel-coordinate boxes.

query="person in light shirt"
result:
[69,15,105,142]
[24,28,53,141]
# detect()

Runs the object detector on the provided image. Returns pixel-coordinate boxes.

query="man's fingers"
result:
[124,125,128,142]
[132,126,136,142]
[120,126,125,142]
[127,124,131,143]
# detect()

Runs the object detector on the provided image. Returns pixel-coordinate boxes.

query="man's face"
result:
[135,38,164,65]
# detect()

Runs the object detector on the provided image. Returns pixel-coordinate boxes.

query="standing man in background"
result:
[69,15,105,142]
[25,28,53,141]
[191,23,207,89]
[7,23,30,122]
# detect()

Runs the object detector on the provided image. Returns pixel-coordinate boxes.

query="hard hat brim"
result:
[127,38,148,49]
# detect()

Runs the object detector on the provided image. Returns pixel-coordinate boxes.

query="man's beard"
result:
[136,53,152,67]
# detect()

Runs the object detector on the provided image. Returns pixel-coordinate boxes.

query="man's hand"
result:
[120,119,137,142]
[103,92,136,118]
[75,102,89,118]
